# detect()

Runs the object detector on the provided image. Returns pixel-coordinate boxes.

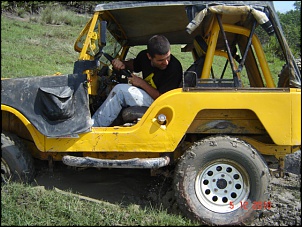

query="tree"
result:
[278,1,301,57]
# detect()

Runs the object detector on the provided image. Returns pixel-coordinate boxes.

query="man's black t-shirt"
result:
[133,50,183,94]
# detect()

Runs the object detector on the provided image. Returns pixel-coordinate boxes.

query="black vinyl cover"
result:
[1,74,92,137]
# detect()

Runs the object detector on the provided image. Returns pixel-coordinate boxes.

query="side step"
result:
[62,155,170,169]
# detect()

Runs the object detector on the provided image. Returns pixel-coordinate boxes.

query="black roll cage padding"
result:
[235,20,257,73]
[216,14,240,87]
[219,41,240,80]
[215,13,258,87]
[219,60,229,80]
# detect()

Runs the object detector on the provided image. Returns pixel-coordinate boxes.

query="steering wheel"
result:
[102,52,132,78]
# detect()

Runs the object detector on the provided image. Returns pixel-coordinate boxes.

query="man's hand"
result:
[128,74,145,87]
[128,74,161,100]
[112,59,125,70]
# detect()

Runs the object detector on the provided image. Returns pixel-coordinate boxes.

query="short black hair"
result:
[147,35,170,58]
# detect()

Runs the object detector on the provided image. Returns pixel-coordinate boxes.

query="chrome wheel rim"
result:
[195,159,250,213]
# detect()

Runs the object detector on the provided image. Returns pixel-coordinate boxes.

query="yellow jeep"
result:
[1,1,301,225]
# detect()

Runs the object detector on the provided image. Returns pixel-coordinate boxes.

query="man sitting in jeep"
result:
[91,35,183,127]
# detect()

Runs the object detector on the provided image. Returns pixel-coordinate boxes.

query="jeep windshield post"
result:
[1,1,301,226]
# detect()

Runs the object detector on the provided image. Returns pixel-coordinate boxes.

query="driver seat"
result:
[122,106,149,123]
[110,106,149,126]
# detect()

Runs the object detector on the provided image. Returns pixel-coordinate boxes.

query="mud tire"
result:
[1,131,35,183]
[174,135,270,225]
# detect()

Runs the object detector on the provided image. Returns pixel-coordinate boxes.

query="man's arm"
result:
[112,58,160,100]
[129,75,161,100]
[112,59,134,72]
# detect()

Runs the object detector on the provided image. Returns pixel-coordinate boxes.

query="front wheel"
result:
[174,136,270,225]
[1,131,35,183]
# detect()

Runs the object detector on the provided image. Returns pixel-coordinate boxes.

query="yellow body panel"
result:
[3,88,299,153]
[2,4,300,165]
[291,88,302,144]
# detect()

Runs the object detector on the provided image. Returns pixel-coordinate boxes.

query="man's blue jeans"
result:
[91,84,154,127]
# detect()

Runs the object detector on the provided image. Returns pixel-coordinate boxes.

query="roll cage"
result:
[74,1,300,93]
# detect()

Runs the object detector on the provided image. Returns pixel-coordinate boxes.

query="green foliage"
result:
[253,1,301,59]
[1,1,50,14]
[40,5,90,26]
[293,1,301,11]
[278,5,301,58]
[1,1,103,14]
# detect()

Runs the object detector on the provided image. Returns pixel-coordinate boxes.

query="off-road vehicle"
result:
[2,1,301,225]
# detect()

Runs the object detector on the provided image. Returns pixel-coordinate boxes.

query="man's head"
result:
[147,35,171,70]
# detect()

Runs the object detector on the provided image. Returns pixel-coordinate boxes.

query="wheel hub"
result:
[195,160,250,213]
[216,178,227,189]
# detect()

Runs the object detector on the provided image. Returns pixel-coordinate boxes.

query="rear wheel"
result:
[174,135,270,225]
[1,131,35,183]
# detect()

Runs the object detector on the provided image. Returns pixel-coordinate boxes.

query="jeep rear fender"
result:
[161,88,300,146]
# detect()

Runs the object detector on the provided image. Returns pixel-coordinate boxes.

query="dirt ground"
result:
[32,151,301,226]
[33,161,165,208]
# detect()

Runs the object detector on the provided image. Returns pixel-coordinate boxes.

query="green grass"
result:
[1,16,75,77]
[1,7,89,78]
[1,182,199,226]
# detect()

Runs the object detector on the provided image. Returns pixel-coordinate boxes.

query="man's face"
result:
[147,51,171,70]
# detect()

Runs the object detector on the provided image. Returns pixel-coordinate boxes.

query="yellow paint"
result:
[3,87,298,155]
